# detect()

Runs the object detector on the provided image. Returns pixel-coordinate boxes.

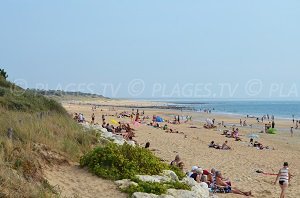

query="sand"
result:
[55,99,300,198]
[44,164,127,198]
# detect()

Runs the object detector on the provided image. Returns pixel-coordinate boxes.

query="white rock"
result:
[192,184,210,198]
[132,192,159,198]
[181,176,198,187]
[199,182,209,190]
[162,170,179,181]
[113,135,125,141]
[158,195,175,198]
[92,125,103,130]
[127,140,136,146]
[136,175,171,183]
[167,189,199,198]
[115,179,138,190]
[101,128,108,133]
[167,183,210,198]
[113,139,125,145]
[102,131,113,138]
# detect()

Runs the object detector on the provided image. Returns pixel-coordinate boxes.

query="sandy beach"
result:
[62,99,300,198]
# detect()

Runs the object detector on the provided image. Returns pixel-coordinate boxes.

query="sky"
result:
[1,0,300,99]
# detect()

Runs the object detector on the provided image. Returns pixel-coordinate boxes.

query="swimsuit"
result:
[279,168,289,185]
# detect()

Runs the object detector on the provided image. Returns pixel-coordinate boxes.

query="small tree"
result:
[0,68,8,79]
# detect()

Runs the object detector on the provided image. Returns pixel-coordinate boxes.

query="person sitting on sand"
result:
[221,141,231,150]
[190,168,203,183]
[187,166,198,177]
[145,142,150,149]
[170,155,181,167]
[222,130,229,136]
[178,162,185,172]
[215,171,252,196]
[209,141,216,148]
[163,124,168,130]
[209,141,221,149]
[249,138,254,146]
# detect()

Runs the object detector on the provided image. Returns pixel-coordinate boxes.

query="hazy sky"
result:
[1,1,300,99]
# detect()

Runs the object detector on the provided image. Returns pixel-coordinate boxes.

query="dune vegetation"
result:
[0,74,98,197]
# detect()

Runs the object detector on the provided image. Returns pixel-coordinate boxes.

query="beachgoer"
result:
[178,162,185,172]
[91,113,95,124]
[274,162,291,198]
[190,168,203,183]
[216,171,251,196]
[249,138,254,146]
[221,141,231,150]
[170,155,181,167]
[272,120,275,128]
[145,142,150,149]
[290,127,293,137]
[209,141,216,148]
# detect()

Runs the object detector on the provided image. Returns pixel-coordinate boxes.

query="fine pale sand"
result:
[44,164,127,198]
[50,99,299,198]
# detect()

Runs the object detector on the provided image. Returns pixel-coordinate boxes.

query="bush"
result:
[80,143,191,195]
[80,143,167,180]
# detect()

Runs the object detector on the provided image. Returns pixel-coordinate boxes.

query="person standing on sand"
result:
[91,113,95,124]
[296,121,299,129]
[274,162,291,198]
[290,127,293,137]
[272,120,275,128]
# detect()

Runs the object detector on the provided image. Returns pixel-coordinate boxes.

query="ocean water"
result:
[165,100,300,119]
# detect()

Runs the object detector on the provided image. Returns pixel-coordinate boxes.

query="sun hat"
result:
[191,166,198,171]
[196,168,203,174]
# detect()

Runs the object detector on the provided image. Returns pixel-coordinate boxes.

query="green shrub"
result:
[80,143,167,180]
[80,143,191,195]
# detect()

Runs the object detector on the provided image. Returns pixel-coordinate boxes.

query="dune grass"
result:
[0,76,99,197]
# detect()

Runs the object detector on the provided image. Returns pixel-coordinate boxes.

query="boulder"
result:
[101,128,108,133]
[113,139,125,145]
[162,170,179,182]
[115,179,138,190]
[136,175,171,183]
[132,192,159,198]
[167,184,209,198]
[113,135,125,141]
[102,131,113,138]
[167,189,199,198]
[181,176,198,187]
[191,184,210,198]
[127,140,136,146]
[92,125,103,130]
[158,195,175,198]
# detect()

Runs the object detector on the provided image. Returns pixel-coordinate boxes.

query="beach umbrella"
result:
[247,134,259,139]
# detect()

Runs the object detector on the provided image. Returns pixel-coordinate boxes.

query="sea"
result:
[150,99,300,120]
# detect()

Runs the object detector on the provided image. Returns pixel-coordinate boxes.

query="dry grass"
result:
[0,108,98,197]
